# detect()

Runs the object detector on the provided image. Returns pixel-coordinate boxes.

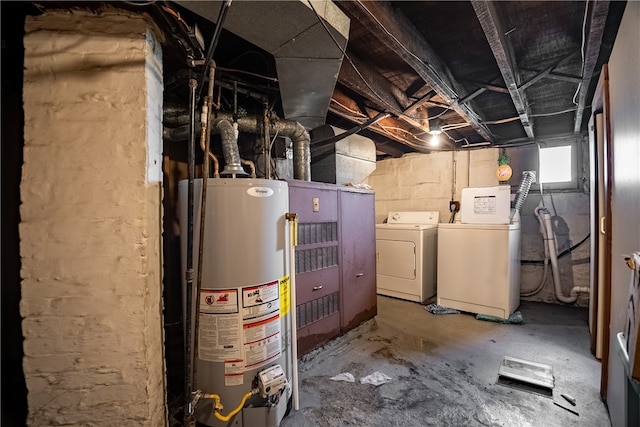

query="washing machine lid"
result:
[386,211,439,225]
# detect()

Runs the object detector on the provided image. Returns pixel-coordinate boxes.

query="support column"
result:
[21,9,166,426]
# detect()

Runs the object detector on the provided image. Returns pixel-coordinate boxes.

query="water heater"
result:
[179,178,292,427]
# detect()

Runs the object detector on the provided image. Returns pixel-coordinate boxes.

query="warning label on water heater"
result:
[241,280,282,370]
[197,280,283,371]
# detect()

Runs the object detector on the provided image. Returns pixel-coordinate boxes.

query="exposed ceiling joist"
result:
[330,88,436,152]
[519,68,583,84]
[405,78,427,98]
[403,90,436,116]
[472,0,535,139]
[573,0,610,133]
[459,78,509,94]
[338,51,431,134]
[338,0,494,143]
[518,52,577,92]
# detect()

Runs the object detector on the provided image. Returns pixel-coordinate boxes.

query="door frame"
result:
[590,64,614,400]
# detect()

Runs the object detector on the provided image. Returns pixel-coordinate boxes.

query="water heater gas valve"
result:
[257,365,287,398]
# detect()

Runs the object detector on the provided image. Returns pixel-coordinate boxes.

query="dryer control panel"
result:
[386,211,440,225]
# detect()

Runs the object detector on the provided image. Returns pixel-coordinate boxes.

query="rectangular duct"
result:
[177,0,350,130]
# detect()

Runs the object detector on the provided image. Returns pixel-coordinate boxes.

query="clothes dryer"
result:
[375,211,439,303]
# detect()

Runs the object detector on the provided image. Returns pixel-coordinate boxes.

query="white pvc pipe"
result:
[539,208,589,303]
[288,217,300,411]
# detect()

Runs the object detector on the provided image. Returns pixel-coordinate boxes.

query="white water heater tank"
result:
[179,178,292,427]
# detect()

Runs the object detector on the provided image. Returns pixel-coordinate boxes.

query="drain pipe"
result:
[536,206,589,303]
[184,78,198,424]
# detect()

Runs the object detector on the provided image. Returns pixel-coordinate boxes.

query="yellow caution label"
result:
[279,275,290,316]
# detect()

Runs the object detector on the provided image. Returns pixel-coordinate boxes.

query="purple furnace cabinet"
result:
[286,180,377,355]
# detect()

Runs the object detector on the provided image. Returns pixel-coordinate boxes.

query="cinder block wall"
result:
[365,148,590,306]
[366,148,499,223]
[20,10,166,426]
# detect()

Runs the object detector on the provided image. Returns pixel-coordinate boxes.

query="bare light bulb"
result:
[430,132,441,147]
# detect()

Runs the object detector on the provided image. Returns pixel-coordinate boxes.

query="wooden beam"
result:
[405,78,427,98]
[520,68,583,84]
[458,87,488,105]
[459,78,509,94]
[338,51,430,132]
[338,0,494,142]
[518,52,577,91]
[403,90,436,116]
[574,0,610,133]
[330,88,433,152]
[472,0,534,139]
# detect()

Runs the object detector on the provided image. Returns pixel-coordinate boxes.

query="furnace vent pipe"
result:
[214,111,310,181]
[212,118,247,177]
[164,108,311,181]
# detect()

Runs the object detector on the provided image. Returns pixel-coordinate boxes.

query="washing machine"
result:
[437,186,521,319]
[376,211,439,303]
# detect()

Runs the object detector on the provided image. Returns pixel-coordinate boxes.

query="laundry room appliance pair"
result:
[375,185,521,320]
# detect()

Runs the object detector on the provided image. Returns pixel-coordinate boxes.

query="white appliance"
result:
[437,186,521,319]
[461,185,511,224]
[376,211,439,303]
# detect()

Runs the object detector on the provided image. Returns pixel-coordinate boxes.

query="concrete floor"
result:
[282,295,610,427]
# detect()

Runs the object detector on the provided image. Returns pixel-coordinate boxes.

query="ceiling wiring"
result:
[305,0,402,115]
[531,107,578,117]
[307,0,462,128]
[217,66,279,83]
[330,98,370,118]
[354,0,459,100]
[572,0,590,105]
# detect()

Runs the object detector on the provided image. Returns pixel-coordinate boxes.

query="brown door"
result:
[589,65,614,399]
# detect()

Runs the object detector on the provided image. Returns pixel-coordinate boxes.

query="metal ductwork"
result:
[213,118,248,177]
[176,0,350,131]
[164,108,311,180]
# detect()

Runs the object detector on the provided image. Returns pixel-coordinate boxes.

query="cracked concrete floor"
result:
[281,295,610,427]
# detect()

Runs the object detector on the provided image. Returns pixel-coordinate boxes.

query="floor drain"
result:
[497,356,554,397]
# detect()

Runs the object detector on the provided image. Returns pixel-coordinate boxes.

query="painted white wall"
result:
[365,148,499,223]
[605,2,640,422]
[20,10,166,426]
[366,145,592,307]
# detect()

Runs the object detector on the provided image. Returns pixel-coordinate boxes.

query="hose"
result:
[513,171,536,213]
[521,207,551,297]
[204,390,257,423]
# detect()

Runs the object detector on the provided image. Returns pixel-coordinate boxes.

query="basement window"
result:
[538,142,578,190]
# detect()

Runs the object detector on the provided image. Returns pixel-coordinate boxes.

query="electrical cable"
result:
[306,0,451,123]
[353,0,459,99]
[572,0,590,105]
[521,232,590,264]
[217,66,278,83]
[123,0,156,5]
[161,5,191,30]
[196,0,232,102]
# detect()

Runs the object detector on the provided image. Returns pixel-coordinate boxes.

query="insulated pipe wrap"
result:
[164,107,312,181]
[213,118,247,176]
[272,120,310,181]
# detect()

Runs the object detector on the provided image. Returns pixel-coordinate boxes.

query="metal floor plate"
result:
[497,356,555,397]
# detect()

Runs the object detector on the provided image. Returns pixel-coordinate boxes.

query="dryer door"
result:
[376,239,416,279]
